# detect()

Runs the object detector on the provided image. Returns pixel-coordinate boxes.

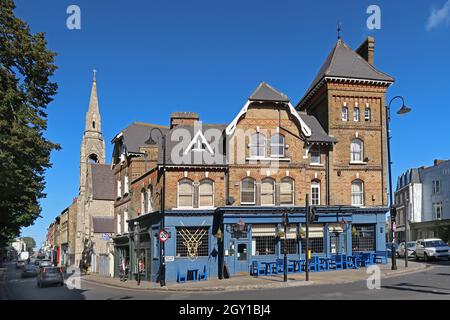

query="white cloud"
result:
[426,0,450,30]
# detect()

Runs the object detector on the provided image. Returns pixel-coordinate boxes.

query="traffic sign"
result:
[158,229,170,242]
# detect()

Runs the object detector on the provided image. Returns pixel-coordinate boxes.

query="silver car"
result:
[398,241,416,258]
[415,238,450,261]
[37,266,64,288]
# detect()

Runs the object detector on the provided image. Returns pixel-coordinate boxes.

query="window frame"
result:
[351,180,364,206]
[177,178,194,208]
[270,134,285,158]
[354,107,360,122]
[199,179,215,208]
[364,106,371,122]
[341,106,348,122]
[350,139,364,163]
[280,177,295,206]
[260,178,275,206]
[310,145,321,165]
[241,178,256,205]
[249,133,266,158]
[147,184,153,213]
[311,180,321,205]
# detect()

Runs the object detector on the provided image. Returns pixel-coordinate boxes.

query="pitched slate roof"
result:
[90,164,115,200]
[116,122,169,154]
[299,113,336,143]
[249,82,289,102]
[160,123,227,166]
[92,216,115,233]
[299,39,394,107]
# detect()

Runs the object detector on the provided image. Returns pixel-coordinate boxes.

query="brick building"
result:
[111,36,393,283]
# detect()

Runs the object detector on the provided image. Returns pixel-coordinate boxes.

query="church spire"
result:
[86,69,101,133]
[88,69,99,114]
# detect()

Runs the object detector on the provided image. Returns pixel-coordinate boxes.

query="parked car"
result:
[386,242,399,257]
[415,238,450,262]
[22,263,38,278]
[16,260,25,269]
[37,260,53,269]
[37,266,64,288]
[398,241,416,258]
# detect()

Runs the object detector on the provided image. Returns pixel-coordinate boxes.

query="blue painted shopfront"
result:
[124,206,387,283]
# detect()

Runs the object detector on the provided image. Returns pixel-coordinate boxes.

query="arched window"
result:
[250,133,265,158]
[241,178,256,205]
[87,153,98,164]
[199,179,214,207]
[261,178,275,206]
[141,188,147,215]
[92,121,96,129]
[311,180,321,205]
[351,180,364,206]
[270,134,285,157]
[350,139,363,162]
[124,209,129,233]
[280,177,294,205]
[147,184,153,213]
[178,179,194,208]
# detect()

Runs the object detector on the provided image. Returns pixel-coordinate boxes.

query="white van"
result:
[415,238,450,261]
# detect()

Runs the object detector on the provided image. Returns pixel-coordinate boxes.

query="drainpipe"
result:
[326,147,330,206]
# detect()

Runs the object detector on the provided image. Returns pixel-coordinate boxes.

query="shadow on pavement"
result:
[382,282,450,296]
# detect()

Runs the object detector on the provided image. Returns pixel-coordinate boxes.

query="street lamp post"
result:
[305,194,310,281]
[134,221,141,285]
[283,210,289,282]
[148,128,167,287]
[386,95,412,271]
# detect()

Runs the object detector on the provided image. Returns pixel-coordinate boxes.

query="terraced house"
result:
[111,36,392,283]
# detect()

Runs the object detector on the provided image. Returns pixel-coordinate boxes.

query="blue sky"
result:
[15,0,450,247]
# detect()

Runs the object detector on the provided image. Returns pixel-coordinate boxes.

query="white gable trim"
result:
[226,100,311,137]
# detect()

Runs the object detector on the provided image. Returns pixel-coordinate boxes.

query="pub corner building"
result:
[112,36,392,283]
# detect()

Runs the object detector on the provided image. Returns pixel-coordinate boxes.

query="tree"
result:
[21,236,36,252]
[0,0,60,247]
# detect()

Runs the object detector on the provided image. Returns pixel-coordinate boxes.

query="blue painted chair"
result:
[177,269,187,283]
[345,255,357,269]
[198,265,208,281]
[317,257,329,271]
[329,254,344,270]
[360,253,372,267]
[308,256,318,272]
[276,259,284,273]
[374,251,388,264]
[250,261,266,276]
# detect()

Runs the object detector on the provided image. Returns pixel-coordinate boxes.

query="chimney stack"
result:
[434,159,446,166]
[356,36,375,65]
[170,112,199,128]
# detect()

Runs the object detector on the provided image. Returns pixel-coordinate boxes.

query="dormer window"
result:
[310,146,321,165]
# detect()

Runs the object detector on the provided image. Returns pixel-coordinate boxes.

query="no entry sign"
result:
[159,229,170,242]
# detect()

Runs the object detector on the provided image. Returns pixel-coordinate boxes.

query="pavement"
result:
[1,259,449,299]
[81,258,428,292]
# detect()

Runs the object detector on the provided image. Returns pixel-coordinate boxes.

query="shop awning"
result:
[300,226,324,238]
[252,225,276,236]
[328,224,344,233]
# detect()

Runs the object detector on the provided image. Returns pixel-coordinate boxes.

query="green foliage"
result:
[21,236,36,251]
[0,0,60,246]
